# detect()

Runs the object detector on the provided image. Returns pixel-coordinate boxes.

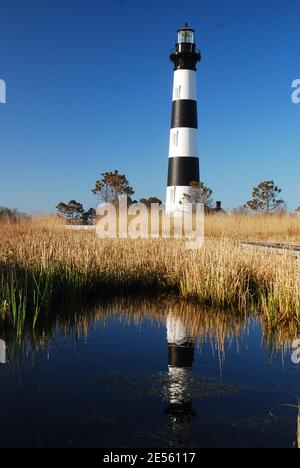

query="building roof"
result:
[177,22,195,32]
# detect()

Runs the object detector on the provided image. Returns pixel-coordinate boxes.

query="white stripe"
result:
[166,186,192,213]
[0,340,6,364]
[172,70,197,101]
[169,128,198,158]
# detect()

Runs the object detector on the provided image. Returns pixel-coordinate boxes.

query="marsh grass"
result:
[205,213,300,244]
[1,296,298,374]
[0,215,299,334]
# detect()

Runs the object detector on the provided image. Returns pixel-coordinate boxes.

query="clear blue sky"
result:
[0,0,299,213]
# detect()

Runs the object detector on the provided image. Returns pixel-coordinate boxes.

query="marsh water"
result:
[0,298,299,448]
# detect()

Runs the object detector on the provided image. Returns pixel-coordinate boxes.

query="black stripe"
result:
[168,344,194,368]
[167,157,199,187]
[171,100,198,129]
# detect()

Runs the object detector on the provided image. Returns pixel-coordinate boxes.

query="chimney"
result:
[216,201,222,211]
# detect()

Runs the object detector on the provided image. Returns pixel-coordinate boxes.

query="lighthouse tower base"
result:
[166,186,193,214]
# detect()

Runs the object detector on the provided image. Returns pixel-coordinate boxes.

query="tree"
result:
[0,207,26,223]
[56,200,84,223]
[246,181,284,213]
[183,181,213,210]
[81,208,96,225]
[139,197,162,207]
[91,170,135,205]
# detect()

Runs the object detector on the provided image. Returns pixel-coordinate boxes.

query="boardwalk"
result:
[63,226,300,262]
[242,241,300,259]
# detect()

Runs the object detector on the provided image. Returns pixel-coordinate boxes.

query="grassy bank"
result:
[0,215,299,334]
[2,296,298,366]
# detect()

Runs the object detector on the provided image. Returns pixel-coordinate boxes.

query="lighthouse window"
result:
[168,188,175,206]
[178,30,194,44]
[174,86,181,99]
[172,131,179,146]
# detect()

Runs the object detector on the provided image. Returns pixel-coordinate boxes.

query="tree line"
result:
[0,207,28,223]
[56,170,286,224]
[185,180,285,214]
[56,171,162,224]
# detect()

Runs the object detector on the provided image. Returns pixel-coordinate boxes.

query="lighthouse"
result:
[165,314,196,445]
[166,24,201,213]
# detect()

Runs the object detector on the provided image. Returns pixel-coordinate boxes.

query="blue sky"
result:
[0,0,299,213]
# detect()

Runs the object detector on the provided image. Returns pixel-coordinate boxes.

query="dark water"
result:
[0,298,299,448]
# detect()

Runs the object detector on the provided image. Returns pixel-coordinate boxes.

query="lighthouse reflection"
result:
[0,340,6,365]
[165,314,196,446]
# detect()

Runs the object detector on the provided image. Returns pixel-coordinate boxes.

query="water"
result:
[0,298,299,448]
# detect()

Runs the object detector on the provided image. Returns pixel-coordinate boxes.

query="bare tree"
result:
[246,181,284,213]
[56,200,84,224]
[183,181,213,211]
[92,170,134,205]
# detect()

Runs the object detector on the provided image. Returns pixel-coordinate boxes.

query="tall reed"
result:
[0,216,299,334]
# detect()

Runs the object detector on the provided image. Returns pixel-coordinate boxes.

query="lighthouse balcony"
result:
[170,46,201,71]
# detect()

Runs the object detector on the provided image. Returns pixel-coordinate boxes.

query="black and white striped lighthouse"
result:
[166,24,201,213]
[165,314,196,443]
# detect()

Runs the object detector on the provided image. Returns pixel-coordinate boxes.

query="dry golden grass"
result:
[205,213,300,243]
[21,211,300,242]
[0,214,299,331]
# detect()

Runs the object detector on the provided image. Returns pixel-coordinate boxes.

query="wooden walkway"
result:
[64,225,95,231]
[242,241,300,259]
[63,226,300,261]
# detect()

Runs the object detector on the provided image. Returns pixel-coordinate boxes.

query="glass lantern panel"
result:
[178,30,194,44]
